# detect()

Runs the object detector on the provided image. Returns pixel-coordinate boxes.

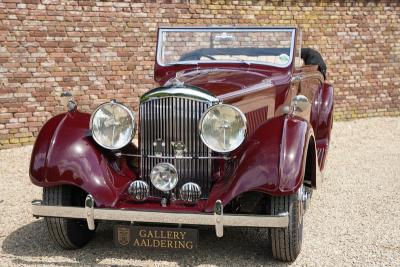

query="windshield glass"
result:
[157,28,295,67]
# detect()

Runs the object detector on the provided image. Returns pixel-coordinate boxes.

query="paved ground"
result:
[0,117,399,266]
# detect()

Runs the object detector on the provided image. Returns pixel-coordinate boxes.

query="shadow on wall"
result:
[2,220,290,266]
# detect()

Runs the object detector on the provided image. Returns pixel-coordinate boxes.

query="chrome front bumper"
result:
[31,195,289,237]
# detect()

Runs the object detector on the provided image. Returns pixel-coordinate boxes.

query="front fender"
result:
[29,110,136,207]
[316,83,334,141]
[205,116,313,212]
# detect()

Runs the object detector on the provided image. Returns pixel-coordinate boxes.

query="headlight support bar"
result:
[114,152,231,160]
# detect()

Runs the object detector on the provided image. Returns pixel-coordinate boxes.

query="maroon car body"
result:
[30,27,333,261]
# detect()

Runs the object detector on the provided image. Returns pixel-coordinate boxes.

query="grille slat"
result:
[140,96,212,199]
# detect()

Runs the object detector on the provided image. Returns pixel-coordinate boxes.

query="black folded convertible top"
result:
[300,48,327,79]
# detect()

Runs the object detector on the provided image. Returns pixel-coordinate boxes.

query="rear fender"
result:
[29,111,137,207]
[205,116,314,212]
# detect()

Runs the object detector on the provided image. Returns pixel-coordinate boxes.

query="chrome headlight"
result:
[199,104,247,153]
[150,163,179,192]
[90,101,135,150]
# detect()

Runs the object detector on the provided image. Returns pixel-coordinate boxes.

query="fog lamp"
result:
[150,163,179,192]
[128,180,149,201]
[180,182,201,204]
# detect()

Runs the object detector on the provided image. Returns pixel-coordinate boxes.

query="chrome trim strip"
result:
[140,87,219,104]
[218,78,274,101]
[32,200,289,232]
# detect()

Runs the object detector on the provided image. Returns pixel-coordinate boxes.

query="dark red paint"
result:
[30,111,137,207]
[30,29,334,212]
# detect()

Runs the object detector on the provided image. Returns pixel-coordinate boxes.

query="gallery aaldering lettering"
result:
[139,229,187,239]
[133,229,193,249]
[133,238,193,249]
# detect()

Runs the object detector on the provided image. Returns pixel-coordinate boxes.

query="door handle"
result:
[291,76,301,83]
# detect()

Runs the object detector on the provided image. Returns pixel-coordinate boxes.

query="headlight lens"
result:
[90,101,135,150]
[199,104,247,153]
[150,163,179,192]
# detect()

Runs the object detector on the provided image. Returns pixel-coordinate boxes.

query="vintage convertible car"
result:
[30,27,333,262]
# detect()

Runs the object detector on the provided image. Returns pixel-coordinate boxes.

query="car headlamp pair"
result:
[90,101,246,153]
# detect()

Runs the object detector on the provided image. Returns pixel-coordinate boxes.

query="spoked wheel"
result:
[269,187,306,262]
[43,185,96,249]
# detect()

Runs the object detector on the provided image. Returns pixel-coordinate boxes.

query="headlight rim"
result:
[89,100,136,150]
[198,103,248,153]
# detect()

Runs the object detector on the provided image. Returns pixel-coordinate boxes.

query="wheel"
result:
[269,189,304,262]
[43,185,96,249]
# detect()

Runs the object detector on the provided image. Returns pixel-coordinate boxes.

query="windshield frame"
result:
[156,27,296,68]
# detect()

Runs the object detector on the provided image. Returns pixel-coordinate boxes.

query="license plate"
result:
[114,225,198,250]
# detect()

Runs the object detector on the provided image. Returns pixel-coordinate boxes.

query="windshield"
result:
[157,28,295,67]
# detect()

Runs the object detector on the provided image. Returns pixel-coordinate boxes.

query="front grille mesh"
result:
[140,97,212,198]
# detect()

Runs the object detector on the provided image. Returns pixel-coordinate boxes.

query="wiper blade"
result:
[211,48,251,67]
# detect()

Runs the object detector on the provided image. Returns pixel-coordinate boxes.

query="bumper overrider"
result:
[32,195,289,237]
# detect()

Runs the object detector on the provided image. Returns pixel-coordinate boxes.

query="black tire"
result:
[270,192,303,262]
[43,185,96,249]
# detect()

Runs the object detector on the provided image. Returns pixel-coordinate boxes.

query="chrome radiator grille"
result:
[140,97,212,198]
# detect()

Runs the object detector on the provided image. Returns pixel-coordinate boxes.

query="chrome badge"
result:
[117,227,130,246]
[171,141,186,158]
[153,139,165,157]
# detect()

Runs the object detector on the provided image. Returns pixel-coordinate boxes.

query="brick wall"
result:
[0,0,399,149]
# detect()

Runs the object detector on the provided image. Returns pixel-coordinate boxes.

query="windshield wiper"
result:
[210,48,251,67]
